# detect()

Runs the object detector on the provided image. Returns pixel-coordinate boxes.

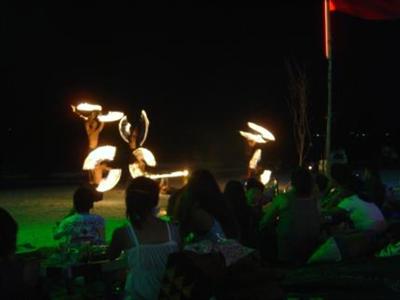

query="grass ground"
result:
[0,185,169,249]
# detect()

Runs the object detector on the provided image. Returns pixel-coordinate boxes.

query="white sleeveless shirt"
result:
[124,222,179,300]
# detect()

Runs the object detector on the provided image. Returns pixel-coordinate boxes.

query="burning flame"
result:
[97,111,124,122]
[133,147,157,167]
[148,170,189,180]
[260,169,272,185]
[249,149,262,169]
[129,163,145,179]
[140,110,150,146]
[239,131,267,144]
[247,122,275,141]
[96,169,122,192]
[75,103,102,112]
[82,146,117,170]
[118,115,131,144]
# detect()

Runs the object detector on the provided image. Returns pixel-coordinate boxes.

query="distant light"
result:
[362,133,366,137]
[385,133,390,137]
[316,133,320,137]
[308,165,312,171]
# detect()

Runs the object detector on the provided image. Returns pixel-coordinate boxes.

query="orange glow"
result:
[324,0,332,59]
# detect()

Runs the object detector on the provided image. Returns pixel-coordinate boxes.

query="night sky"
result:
[2,2,400,176]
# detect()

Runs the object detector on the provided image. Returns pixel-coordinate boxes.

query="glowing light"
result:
[96,169,122,192]
[148,170,189,180]
[133,147,156,167]
[82,146,117,170]
[129,163,145,179]
[260,170,272,185]
[140,110,150,146]
[239,131,266,144]
[249,149,262,169]
[97,111,124,122]
[75,103,102,112]
[247,122,275,141]
[118,115,131,144]
[308,165,313,171]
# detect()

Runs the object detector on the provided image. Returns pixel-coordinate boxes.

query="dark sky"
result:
[2,2,400,175]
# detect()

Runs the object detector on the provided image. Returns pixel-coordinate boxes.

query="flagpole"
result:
[324,0,332,174]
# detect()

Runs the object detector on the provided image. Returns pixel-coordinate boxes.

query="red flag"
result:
[330,0,400,20]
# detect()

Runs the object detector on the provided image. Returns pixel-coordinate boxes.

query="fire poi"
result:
[73,103,189,192]
[240,121,275,180]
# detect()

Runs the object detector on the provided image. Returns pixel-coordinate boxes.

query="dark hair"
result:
[245,177,264,192]
[330,163,354,190]
[223,180,248,240]
[126,176,160,229]
[291,167,314,197]
[181,169,238,239]
[0,207,18,258]
[73,185,99,213]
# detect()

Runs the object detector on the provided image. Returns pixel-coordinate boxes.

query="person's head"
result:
[0,207,18,258]
[179,169,238,238]
[126,176,160,228]
[291,167,314,197]
[185,169,222,213]
[73,185,100,213]
[329,163,354,190]
[244,177,264,192]
[224,180,247,211]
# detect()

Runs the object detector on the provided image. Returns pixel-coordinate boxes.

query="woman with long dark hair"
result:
[107,177,180,299]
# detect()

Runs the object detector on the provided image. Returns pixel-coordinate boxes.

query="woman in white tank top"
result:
[108,177,180,300]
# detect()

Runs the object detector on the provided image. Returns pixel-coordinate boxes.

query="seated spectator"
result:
[360,162,386,209]
[323,164,387,234]
[176,169,239,244]
[107,177,180,300]
[0,207,44,299]
[259,167,321,265]
[223,180,257,247]
[54,185,105,247]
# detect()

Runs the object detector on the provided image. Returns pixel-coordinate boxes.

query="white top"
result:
[338,194,386,233]
[54,213,105,246]
[124,222,179,300]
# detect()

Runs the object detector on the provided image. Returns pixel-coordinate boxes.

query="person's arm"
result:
[53,220,70,240]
